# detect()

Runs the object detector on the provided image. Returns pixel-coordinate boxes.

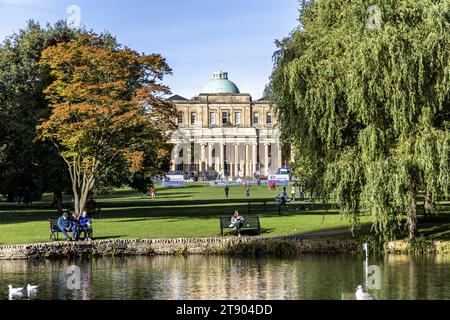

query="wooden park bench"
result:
[48,219,93,241]
[219,216,261,236]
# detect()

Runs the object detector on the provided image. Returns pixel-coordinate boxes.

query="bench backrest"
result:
[220,216,259,227]
[49,219,59,231]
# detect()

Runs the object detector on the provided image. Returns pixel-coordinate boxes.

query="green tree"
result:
[37,34,177,216]
[269,0,449,241]
[0,21,77,203]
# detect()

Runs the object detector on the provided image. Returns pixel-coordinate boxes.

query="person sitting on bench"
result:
[229,210,245,237]
[57,211,77,241]
[79,210,93,241]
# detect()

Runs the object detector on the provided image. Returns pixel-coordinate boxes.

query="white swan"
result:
[356,285,375,300]
[27,284,39,292]
[8,285,24,295]
[8,292,23,300]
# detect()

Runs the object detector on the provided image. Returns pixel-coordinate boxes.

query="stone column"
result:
[265,143,270,176]
[171,145,178,171]
[234,144,239,179]
[252,143,257,176]
[187,143,192,174]
[219,143,225,172]
[245,144,249,177]
[200,143,206,174]
[208,143,213,172]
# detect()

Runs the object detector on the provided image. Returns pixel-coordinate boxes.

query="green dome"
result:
[201,71,240,94]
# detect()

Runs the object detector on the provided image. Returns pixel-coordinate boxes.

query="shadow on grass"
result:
[90,235,127,240]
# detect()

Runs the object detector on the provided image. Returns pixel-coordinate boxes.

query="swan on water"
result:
[356,285,375,300]
[8,285,24,295]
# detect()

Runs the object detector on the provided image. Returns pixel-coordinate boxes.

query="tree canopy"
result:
[0,21,78,201]
[269,0,449,241]
[37,34,176,215]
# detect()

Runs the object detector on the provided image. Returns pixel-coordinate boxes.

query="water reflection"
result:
[0,255,449,300]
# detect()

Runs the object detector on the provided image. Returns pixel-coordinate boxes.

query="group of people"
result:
[223,184,251,199]
[274,185,305,206]
[57,209,93,242]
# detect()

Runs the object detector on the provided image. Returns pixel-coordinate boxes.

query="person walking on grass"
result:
[281,187,288,207]
[245,185,251,198]
[151,187,156,200]
[291,185,296,203]
[224,184,230,198]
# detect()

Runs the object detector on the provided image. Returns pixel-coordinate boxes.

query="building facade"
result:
[169,71,289,180]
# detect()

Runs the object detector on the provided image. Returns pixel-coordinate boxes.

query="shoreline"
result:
[1,237,449,260]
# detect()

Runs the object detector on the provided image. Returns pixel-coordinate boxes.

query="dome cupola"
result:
[201,71,240,94]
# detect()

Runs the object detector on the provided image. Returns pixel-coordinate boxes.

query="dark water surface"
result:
[1,254,449,300]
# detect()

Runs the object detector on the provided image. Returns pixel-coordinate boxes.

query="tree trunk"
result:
[66,158,97,218]
[72,178,80,217]
[408,182,418,240]
[54,191,63,216]
[7,192,15,203]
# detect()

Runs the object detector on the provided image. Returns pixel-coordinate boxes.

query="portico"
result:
[169,71,290,180]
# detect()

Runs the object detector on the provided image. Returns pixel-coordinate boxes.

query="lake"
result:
[1,254,450,300]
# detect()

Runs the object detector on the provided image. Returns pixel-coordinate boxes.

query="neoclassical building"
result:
[169,71,289,180]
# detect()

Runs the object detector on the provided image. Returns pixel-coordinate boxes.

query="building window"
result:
[253,112,259,125]
[177,112,184,125]
[210,112,216,125]
[266,112,272,125]
[191,112,197,125]
[235,112,241,125]
[222,111,229,125]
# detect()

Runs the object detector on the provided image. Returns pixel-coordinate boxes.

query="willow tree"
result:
[37,34,176,216]
[269,0,449,241]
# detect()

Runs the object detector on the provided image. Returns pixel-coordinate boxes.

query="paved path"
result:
[272,228,352,240]
[273,225,373,240]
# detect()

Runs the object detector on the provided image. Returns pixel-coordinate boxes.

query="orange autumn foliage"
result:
[37,34,177,215]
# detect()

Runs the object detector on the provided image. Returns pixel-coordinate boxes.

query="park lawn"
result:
[0,212,366,245]
[2,183,447,244]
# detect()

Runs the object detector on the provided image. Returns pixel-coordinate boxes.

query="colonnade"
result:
[171,142,284,178]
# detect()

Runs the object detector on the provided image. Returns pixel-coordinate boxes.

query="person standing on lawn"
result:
[224,184,230,198]
[151,187,156,200]
[291,185,297,203]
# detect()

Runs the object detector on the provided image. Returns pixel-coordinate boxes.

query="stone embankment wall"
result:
[0,237,360,260]
[2,238,448,260]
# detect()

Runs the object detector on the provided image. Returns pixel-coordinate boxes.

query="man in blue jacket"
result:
[79,210,93,241]
[57,211,75,241]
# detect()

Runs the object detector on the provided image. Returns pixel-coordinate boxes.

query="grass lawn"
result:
[0,183,448,245]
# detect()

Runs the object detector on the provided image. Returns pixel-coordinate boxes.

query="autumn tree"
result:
[37,34,177,216]
[269,0,449,241]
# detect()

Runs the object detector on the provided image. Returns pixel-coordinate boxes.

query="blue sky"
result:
[0,0,299,99]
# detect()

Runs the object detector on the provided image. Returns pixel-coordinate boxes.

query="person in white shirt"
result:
[291,185,297,203]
